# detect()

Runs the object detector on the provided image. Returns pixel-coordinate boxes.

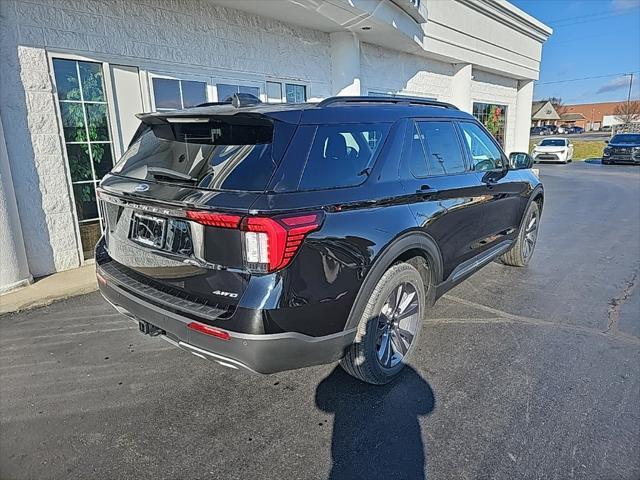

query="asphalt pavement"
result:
[1,162,639,480]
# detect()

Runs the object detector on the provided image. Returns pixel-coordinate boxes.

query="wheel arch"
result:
[343,231,443,331]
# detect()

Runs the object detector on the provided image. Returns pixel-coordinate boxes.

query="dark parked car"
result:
[602,133,640,165]
[96,95,543,384]
[565,126,584,134]
[531,126,551,136]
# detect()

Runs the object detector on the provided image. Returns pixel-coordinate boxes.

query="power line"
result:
[537,72,639,85]
[545,10,614,25]
[551,12,633,28]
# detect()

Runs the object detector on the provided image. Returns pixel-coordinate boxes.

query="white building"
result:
[0,0,551,292]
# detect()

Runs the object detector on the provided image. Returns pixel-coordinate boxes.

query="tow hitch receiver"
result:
[138,320,164,336]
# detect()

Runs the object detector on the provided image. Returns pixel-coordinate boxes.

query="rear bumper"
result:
[533,153,567,163]
[97,267,355,374]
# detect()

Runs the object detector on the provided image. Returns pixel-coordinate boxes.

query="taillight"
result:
[241,212,323,272]
[185,209,323,273]
[186,211,241,228]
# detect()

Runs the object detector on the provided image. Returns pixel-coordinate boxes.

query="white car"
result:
[531,137,574,164]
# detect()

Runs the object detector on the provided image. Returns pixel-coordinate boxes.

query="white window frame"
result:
[265,78,310,103]
[48,51,121,265]
[211,77,265,102]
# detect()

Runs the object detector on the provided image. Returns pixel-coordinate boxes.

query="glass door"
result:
[52,58,115,260]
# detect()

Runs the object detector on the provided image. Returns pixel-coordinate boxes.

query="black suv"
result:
[96,95,543,384]
[602,133,640,165]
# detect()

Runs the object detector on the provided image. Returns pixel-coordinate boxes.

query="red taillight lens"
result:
[187,322,231,340]
[241,212,323,272]
[184,209,323,273]
[186,211,241,228]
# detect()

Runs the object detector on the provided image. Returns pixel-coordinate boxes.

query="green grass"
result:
[529,140,606,161]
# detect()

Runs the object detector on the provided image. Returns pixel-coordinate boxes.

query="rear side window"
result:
[298,124,389,190]
[413,121,466,176]
[112,119,294,192]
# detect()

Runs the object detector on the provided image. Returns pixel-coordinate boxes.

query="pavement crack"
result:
[603,270,638,335]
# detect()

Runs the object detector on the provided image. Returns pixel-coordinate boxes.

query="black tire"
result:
[340,263,426,385]
[501,201,540,267]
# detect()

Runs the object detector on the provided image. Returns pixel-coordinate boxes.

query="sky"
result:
[510,0,640,105]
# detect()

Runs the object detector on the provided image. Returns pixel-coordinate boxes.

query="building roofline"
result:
[459,0,553,42]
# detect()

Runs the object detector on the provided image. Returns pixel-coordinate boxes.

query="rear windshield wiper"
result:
[147,167,197,184]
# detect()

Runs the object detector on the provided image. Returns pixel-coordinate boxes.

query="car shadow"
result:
[315,366,435,480]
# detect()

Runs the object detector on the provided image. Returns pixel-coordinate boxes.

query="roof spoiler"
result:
[195,93,262,109]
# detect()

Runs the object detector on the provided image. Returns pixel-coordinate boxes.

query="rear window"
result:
[539,139,567,146]
[298,124,389,190]
[111,119,293,192]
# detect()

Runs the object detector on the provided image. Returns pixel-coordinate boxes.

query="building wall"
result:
[360,43,455,99]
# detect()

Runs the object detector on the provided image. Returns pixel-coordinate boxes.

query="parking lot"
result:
[1,162,639,480]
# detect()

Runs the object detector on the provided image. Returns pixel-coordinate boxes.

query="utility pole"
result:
[624,73,633,129]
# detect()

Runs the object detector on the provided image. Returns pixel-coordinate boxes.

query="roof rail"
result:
[316,96,459,110]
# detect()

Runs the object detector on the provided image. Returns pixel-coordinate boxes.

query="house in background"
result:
[562,101,631,131]
[559,112,586,128]
[531,100,560,126]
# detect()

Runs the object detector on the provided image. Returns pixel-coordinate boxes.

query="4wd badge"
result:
[213,290,238,298]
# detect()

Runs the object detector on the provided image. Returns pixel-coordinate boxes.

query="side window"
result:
[408,122,429,177]
[416,121,466,175]
[298,124,388,190]
[458,122,505,171]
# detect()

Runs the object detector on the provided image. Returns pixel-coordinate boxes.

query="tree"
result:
[614,100,640,125]
[544,97,566,116]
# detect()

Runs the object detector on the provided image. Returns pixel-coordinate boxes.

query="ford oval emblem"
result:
[134,183,149,192]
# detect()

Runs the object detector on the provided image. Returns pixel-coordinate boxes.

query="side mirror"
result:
[509,152,534,170]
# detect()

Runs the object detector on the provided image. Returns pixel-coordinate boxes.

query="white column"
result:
[330,32,361,96]
[450,63,472,112]
[0,115,32,293]
[514,80,534,153]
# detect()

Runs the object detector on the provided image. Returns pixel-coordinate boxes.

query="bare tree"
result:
[614,100,640,125]
[545,97,567,117]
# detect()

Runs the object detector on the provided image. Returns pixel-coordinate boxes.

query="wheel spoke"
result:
[384,331,394,366]
[397,290,416,315]
[527,215,536,231]
[377,329,390,361]
[393,284,404,312]
[390,330,407,356]
[397,327,414,346]
[397,302,418,321]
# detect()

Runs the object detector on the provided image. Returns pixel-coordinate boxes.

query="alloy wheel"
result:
[375,282,421,368]
[522,209,538,259]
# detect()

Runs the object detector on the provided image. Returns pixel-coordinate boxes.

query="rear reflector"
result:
[96,271,107,285]
[187,322,231,340]
[186,211,241,228]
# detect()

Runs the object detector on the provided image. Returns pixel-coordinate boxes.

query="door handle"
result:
[416,185,438,195]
